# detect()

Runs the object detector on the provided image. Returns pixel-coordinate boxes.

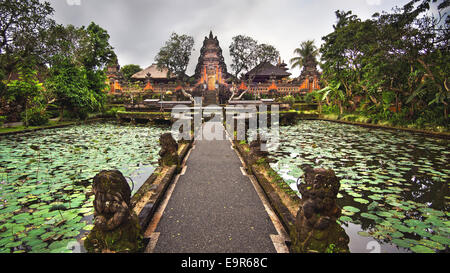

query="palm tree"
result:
[289,40,319,70]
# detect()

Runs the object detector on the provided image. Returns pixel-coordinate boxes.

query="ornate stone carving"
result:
[291,167,350,253]
[158,133,179,166]
[84,170,143,253]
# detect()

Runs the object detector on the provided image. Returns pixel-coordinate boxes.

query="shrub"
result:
[0,116,6,126]
[22,107,49,126]
[103,106,126,117]
[280,95,295,105]
[304,92,315,103]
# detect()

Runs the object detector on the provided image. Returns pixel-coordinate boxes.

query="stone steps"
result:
[203,90,218,105]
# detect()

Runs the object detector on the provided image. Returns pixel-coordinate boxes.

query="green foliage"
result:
[290,40,319,70]
[21,106,49,126]
[304,92,316,103]
[229,35,280,78]
[0,115,6,126]
[6,63,45,127]
[229,35,258,78]
[155,32,194,81]
[120,64,142,82]
[80,22,116,71]
[45,56,100,118]
[319,2,449,128]
[280,95,295,105]
[256,43,280,65]
[102,106,125,118]
[325,243,337,253]
[0,0,55,74]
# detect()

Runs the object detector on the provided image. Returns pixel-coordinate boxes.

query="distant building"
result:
[241,57,321,96]
[106,62,123,93]
[193,31,230,90]
[293,56,321,92]
[131,63,177,84]
[243,60,291,83]
[106,31,321,97]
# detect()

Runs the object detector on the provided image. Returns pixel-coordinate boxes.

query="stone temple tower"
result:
[194,31,229,91]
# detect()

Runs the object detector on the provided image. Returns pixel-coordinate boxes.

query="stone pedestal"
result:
[84,170,143,253]
[291,167,349,253]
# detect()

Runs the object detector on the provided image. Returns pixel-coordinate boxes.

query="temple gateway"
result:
[107,31,321,102]
[194,31,230,90]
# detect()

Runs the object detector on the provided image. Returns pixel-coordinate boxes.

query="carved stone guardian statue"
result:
[291,167,350,253]
[84,170,143,253]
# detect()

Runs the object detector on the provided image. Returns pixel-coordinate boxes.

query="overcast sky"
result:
[45,0,412,77]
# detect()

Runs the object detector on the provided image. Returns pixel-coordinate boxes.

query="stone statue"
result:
[291,167,350,253]
[158,133,179,166]
[84,170,143,253]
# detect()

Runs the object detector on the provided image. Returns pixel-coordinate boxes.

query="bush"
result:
[22,107,49,126]
[304,92,315,103]
[280,95,295,105]
[0,116,6,126]
[102,106,126,117]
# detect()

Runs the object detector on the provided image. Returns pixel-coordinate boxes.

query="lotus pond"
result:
[267,120,449,253]
[0,121,167,253]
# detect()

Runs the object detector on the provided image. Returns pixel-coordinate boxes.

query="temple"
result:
[106,31,321,99]
[193,31,230,90]
[131,64,177,84]
[244,60,291,83]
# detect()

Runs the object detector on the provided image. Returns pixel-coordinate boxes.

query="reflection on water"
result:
[129,165,155,195]
[343,222,408,253]
[267,120,449,253]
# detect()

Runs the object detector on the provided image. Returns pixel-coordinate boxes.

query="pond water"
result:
[267,120,449,253]
[0,121,167,253]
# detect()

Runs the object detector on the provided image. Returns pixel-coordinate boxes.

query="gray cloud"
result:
[46,0,411,77]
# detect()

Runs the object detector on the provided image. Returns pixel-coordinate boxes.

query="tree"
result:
[229,35,258,78]
[289,40,319,70]
[0,0,55,75]
[229,35,281,78]
[80,22,116,71]
[45,24,88,67]
[121,64,142,82]
[45,55,99,120]
[256,44,280,65]
[78,22,116,109]
[6,62,45,127]
[319,0,449,127]
[155,32,194,81]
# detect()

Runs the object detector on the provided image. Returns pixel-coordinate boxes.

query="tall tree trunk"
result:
[59,106,64,122]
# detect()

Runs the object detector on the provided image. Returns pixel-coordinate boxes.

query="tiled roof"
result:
[132,64,176,79]
[245,62,291,77]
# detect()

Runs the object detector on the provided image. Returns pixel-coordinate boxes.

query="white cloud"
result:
[366,0,382,6]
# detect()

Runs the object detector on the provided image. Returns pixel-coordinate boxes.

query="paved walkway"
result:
[146,123,288,253]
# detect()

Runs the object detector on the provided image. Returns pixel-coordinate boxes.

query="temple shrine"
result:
[194,31,230,90]
[106,31,321,98]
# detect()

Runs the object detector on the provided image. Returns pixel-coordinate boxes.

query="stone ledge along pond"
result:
[0,121,168,253]
[267,120,449,253]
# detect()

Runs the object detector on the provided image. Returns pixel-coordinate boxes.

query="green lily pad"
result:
[430,235,450,246]
[354,198,369,204]
[360,213,380,221]
[357,231,371,237]
[342,206,360,213]
[410,245,435,253]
